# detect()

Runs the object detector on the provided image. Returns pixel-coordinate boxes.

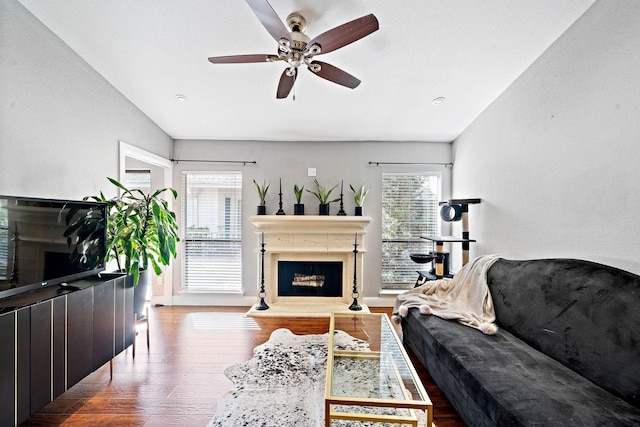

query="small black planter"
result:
[319,204,330,215]
[355,206,363,216]
[257,205,266,215]
[294,204,305,215]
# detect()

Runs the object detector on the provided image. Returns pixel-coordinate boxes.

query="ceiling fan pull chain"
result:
[293,80,296,101]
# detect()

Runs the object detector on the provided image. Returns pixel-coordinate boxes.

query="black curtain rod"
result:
[368,161,453,167]
[171,159,257,165]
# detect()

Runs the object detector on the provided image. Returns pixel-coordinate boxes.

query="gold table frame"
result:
[325,312,433,426]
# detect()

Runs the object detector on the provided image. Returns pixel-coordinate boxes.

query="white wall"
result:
[0,0,172,200]
[451,0,640,274]
[172,139,452,306]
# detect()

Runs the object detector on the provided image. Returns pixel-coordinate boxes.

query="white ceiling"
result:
[18,0,595,142]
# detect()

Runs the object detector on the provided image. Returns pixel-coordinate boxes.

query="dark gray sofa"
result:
[401,258,640,426]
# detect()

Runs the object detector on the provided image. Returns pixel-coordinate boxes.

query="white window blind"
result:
[0,206,7,280]
[123,169,151,193]
[381,173,441,289]
[182,172,242,292]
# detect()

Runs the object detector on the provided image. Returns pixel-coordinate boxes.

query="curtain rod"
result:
[171,159,257,165]
[368,161,453,167]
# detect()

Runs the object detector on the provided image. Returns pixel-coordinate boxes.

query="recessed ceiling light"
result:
[175,94,188,102]
[432,97,446,105]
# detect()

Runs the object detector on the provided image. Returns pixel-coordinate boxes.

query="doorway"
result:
[119,141,173,306]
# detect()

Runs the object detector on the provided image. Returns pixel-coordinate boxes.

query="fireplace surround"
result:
[248,215,372,315]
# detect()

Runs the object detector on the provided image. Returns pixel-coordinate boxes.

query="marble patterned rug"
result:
[207,328,419,427]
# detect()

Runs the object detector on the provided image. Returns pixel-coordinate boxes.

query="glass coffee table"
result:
[325,312,433,426]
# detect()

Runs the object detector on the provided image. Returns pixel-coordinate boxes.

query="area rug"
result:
[207,328,420,427]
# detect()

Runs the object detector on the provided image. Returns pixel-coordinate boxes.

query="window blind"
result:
[381,173,441,289]
[182,172,242,292]
[0,208,7,280]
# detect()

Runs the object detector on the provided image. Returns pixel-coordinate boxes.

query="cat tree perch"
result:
[421,198,481,279]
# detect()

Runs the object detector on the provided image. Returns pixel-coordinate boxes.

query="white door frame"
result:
[119,140,174,306]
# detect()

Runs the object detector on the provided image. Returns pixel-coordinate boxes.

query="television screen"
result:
[0,196,107,297]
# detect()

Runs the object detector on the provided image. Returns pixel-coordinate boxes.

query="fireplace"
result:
[278,261,342,297]
[249,215,372,314]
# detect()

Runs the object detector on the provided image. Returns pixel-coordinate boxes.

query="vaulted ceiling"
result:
[18,0,595,142]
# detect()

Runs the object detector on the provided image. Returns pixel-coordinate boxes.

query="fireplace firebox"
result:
[278,261,342,297]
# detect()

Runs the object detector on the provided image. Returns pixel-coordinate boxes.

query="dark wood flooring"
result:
[23,306,465,426]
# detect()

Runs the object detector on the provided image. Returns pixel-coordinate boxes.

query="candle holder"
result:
[337,180,347,216]
[349,233,362,311]
[256,233,269,310]
[276,178,285,215]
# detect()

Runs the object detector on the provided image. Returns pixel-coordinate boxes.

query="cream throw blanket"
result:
[392,254,501,335]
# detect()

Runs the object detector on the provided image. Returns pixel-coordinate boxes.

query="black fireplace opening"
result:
[278,261,343,297]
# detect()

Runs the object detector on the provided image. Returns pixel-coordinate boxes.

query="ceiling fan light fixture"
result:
[308,44,321,55]
[207,1,379,99]
[285,67,296,77]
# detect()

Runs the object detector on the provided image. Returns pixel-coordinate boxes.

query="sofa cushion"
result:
[487,258,640,407]
[403,308,640,426]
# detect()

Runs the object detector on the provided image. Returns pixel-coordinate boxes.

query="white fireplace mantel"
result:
[250,215,372,232]
[248,215,373,316]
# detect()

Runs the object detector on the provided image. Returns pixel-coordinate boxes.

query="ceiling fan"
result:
[208,0,379,99]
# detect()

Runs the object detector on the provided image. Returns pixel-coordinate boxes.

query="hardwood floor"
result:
[24,306,465,426]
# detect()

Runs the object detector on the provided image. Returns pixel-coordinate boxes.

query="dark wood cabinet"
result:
[52,297,66,400]
[93,279,116,370]
[66,286,94,388]
[115,274,135,353]
[0,275,133,426]
[0,312,16,427]
[30,301,52,415]
[16,307,31,425]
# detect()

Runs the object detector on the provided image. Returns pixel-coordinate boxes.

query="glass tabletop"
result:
[325,312,433,426]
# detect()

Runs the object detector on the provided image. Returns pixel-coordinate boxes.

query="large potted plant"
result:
[306,178,341,215]
[86,177,179,318]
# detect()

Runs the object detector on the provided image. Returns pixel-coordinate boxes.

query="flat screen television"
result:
[0,195,107,299]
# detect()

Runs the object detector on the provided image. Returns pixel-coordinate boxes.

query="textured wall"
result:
[0,0,172,200]
[451,0,640,274]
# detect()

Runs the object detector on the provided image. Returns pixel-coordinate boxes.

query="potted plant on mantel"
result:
[307,178,341,215]
[85,177,179,319]
[293,184,304,215]
[350,184,370,216]
[253,179,269,215]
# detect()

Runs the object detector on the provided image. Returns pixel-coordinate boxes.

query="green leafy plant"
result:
[293,184,304,204]
[62,202,108,271]
[350,184,370,207]
[83,177,179,286]
[306,178,341,204]
[253,179,270,206]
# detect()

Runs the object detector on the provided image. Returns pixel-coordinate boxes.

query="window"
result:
[381,173,441,290]
[182,172,242,292]
[123,169,151,193]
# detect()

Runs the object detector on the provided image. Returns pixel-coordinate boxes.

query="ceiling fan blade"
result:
[276,68,297,99]
[245,0,291,43]
[307,14,379,55]
[208,54,279,64]
[309,61,361,89]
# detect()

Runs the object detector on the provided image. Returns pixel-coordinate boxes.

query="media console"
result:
[0,273,134,426]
